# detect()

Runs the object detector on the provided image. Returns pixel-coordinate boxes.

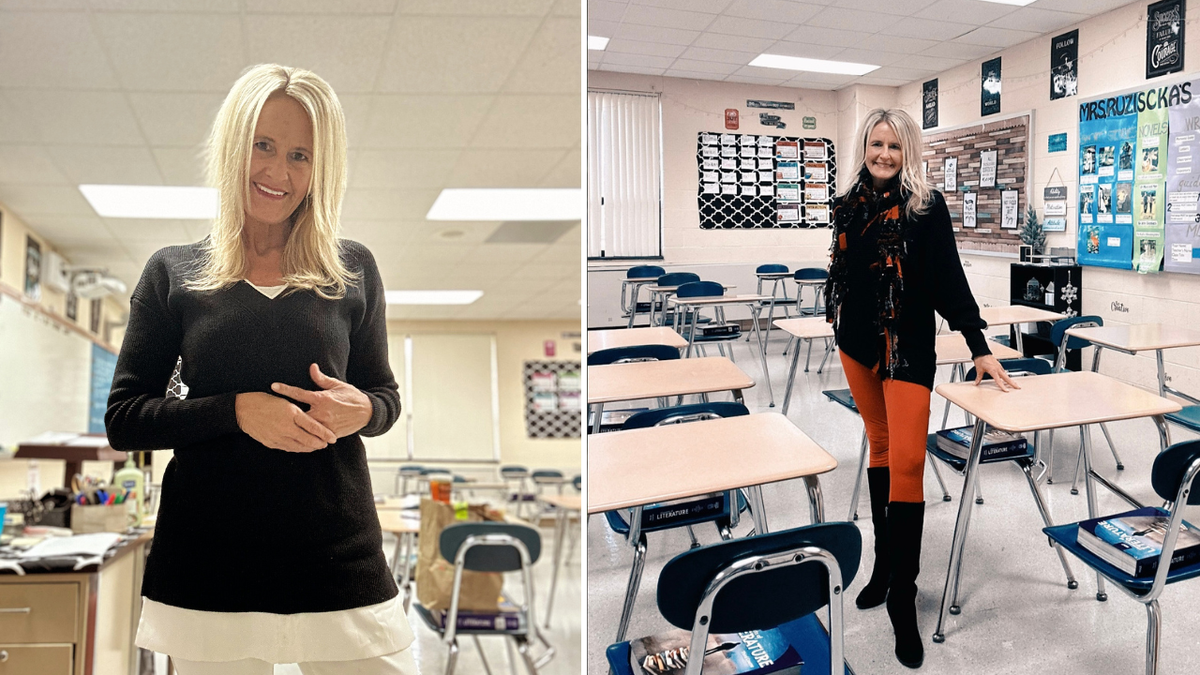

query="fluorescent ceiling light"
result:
[977,0,1035,5]
[79,184,218,219]
[386,290,483,305]
[748,54,879,76]
[426,188,581,221]
[588,35,609,50]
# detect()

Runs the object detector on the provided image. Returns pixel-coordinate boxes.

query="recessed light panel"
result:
[426,189,581,221]
[588,36,610,50]
[748,54,879,76]
[385,290,484,305]
[79,185,218,219]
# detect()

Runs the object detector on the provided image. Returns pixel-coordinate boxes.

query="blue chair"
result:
[1044,439,1200,675]
[624,265,666,328]
[500,465,531,518]
[755,264,792,348]
[530,469,566,523]
[654,272,702,328]
[394,464,424,496]
[1046,316,1125,492]
[588,345,681,433]
[675,281,742,360]
[414,522,553,675]
[793,268,829,317]
[605,402,755,643]
[606,522,861,675]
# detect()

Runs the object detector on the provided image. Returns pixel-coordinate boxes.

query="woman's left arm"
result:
[340,243,401,437]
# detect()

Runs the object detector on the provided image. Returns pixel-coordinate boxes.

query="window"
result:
[587,90,662,259]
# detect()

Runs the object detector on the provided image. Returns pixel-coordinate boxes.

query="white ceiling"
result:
[587,0,1138,89]
[0,0,582,321]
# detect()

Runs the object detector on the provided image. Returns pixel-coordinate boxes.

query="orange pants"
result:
[840,351,932,503]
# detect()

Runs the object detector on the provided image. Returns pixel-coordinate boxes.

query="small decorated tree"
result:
[1020,205,1046,255]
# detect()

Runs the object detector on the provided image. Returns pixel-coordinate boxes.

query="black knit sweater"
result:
[832,187,991,390]
[106,239,401,614]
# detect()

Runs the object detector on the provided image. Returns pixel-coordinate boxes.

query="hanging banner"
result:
[923,79,938,129]
[1051,29,1079,100]
[981,57,1002,116]
[1136,101,1168,273]
[1078,107,1137,269]
[1165,101,1200,273]
[1146,0,1185,80]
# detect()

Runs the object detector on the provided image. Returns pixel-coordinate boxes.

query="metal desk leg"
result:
[1080,424,1108,601]
[684,306,698,358]
[781,342,803,415]
[1154,414,1171,455]
[747,485,770,534]
[590,403,604,434]
[803,475,825,523]
[933,418,986,643]
[400,532,414,612]
[544,503,567,627]
[748,304,775,407]
[1014,323,1025,354]
[1020,461,1078,590]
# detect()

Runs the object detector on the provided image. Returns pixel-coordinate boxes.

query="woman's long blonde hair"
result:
[844,108,933,218]
[186,63,357,299]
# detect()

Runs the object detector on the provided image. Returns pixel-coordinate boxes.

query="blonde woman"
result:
[106,64,415,674]
[825,109,1015,669]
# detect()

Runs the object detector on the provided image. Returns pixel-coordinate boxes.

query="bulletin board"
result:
[523,361,581,439]
[695,132,836,229]
[922,114,1030,254]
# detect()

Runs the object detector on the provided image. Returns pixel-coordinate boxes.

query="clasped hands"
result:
[234,363,372,453]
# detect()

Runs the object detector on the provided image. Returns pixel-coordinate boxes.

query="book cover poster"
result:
[1147,0,1185,79]
[23,236,41,301]
[981,57,1002,116]
[629,628,800,675]
[1050,29,1078,100]
[1165,100,1200,273]
[922,79,938,129]
[1134,95,1166,275]
[1078,104,1137,269]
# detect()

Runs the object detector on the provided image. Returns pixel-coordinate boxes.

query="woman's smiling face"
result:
[865,121,902,190]
[246,93,314,228]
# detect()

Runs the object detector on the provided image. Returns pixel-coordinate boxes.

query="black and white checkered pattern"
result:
[523,361,582,439]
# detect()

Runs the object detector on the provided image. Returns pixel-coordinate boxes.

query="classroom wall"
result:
[893,0,1200,398]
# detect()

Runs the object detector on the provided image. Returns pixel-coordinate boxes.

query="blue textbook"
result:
[1077,506,1200,577]
[628,618,806,675]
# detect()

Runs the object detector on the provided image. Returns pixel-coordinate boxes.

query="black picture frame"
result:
[24,236,41,301]
[1147,0,1185,79]
[1050,29,1078,100]
[922,79,938,129]
[981,57,1002,116]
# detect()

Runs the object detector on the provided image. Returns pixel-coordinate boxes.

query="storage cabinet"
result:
[0,644,75,674]
[1008,263,1083,370]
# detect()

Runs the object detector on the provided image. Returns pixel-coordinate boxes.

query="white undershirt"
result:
[245,280,287,299]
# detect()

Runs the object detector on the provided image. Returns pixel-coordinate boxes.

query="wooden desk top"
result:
[1065,323,1200,354]
[668,294,770,307]
[539,494,582,511]
[647,283,736,293]
[935,334,1022,366]
[773,317,834,339]
[979,305,1065,326]
[587,357,755,404]
[755,272,791,279]
[588,413,837,514]
[16,434,126,463]
[588,327,688,354]
[376,508,420,534]
[936,371,1181,433]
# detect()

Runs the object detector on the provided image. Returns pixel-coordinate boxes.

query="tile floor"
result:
[587,332,1200,675]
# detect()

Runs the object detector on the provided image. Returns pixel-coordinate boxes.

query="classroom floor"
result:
[586,332,1200,675]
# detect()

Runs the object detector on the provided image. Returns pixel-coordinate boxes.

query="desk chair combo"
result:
[1044,439,1200,675]
[395,464,424,496]
[754,264,793,349]
[604,402,759,643]
[781,268,831,361]
[651,272,702,328]
[414,522,554,675]
[500,465,533,518]
[605,522,860,675]
[675,281,746,360]
[623,265,666,328]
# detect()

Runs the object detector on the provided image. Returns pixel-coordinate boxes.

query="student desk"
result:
[754,271,795,344]
[621,276,660,328]
[774,318,836,414]
[587,327,688,355]
[790,275,827,318]
[643,282,735,327]
[377,508,420,611]
[587,356,755,433]
[0,529,152,675]
[978,305,1066,353]
[668,293,775,406]
[930,371,1180,643]
[15,435,128,490]
[538,493,580,627]
[1064,323,1200,404]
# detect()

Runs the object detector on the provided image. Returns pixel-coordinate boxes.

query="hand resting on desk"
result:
[271,363,374,439]
[971,354,1021,392]
[235,391,337,453]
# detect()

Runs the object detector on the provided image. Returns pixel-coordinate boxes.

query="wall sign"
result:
[1051,29,1079,100]
[1146,0,1185,79]
[923,79,938,129]
[981,57,1002,116]
[747,100,795,109]
[1045,186,1068,200]
[1048,133,1068,152]
[724,108,739,130]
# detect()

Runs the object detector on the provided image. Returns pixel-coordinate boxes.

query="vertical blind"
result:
[588,90,662,258]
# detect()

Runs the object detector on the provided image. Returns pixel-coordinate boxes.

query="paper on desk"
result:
[65,436,110,448]
[25,431,79,445]
[18,532,121,558]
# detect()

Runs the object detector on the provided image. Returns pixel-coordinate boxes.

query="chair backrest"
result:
[499,465,528,476]
[675,280,723,299]
[794,268,829,281]
[622,402,750,429]
[452,474,468,483]
[587,344,681,366]
[1050,315,1102,350]
[398,464,424,476]
[656,522,861,633]
[628,265,665,279]
[1152,439,1200,506]
[421,467,451,476]
[572,475,581,491]
[964,356,1052,382]
[757,263,788,274]
[657,272,699,287]
[439,522,542,570]
[531,469,563,480]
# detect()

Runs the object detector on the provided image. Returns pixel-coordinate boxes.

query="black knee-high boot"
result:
[887,501,925,669]
[855,467,890,609]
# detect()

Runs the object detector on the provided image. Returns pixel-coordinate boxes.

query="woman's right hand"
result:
[234,392,338,452]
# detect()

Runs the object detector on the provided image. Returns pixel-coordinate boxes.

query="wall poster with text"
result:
[981,57,1001,116]
[923,79,938,129]
[1051,29,1078,100]
[1078,100,1137,269]
[1147,0,1185,80]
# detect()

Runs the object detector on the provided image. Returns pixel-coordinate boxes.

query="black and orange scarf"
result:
[826,171,909,377]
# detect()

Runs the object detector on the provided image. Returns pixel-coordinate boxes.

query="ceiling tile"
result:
[0,145,69,184]
[151,147,207,186]
[504,17,582,94]
[611,22,699,45]
[599,52,678,70]
[89,0,239,9]
[607,39,688,58]
[7,90,145,145]
[705,15,795,40]
[245,0,394,11]
[830,0,938,15]
[351,149,461,189]
[858,34,939,55]
[0,184,96,216]
[723,72,789,86]
[551,0,578,17]
[987,7,1087,34]
[22,215,111,246]
[92,13,245,92]
[662,71,723,83]
[445,149,571,187]
[889,53,969,72]
[914,0,1018,24]
[678,46,757,65]
[629,0,733,12]
[539,148,580,188]
[47,145,164,185]
[591,64,667,77]
[243,14,392,94]
[107,218,191,242]
[768,41,850,61]
[953,25,1041,49]
[396,0,555,15]
[0,11,120,89]
[1033,0,1134,12]
[920,41,999,61]
[668,59,740,75]
[128,93,225,147]
[363,95,495,148]
[470,95,580,149]
[586,19,620,39]
[806,6,898,33]
[622,4,716,30]
[0,91,39,143]
[342,188,441,220]
[888,17,975,41]
[721,0,822,23]
[588,0,628,22]
[376,16,541,93]
[57,241,135,266]
[782,25,873,48]
[0,0,87,7]
[690,32,773,52]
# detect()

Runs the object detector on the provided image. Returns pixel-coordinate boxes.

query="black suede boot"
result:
[887,501,926,669]
[855,467,890,609]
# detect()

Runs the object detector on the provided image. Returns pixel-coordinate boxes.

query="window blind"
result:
[588,90,662,258]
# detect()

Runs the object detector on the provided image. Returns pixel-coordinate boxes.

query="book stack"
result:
[629,624,803,675]
[429,596,524,631]
[934,425,1030,462]
[1076,506,1200,577]
[688,324,741,338]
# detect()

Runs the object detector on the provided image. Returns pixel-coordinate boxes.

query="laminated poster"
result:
[805,184,829,202]
[1051,29,1079,101]
[1001,190,1019,228]
[980,150,997,187]
[806,204,831,224]
[805,163,827,182]
[803,141,827,160]
[776,161,800,181]
[777,183,801,203]
[775,141,799,159]
[981,57,1002,116]
[1044,201,1067,216]
[963,193,977,228]
[777,204,800,223]
[1166,100,1200,273]
[1078,98,1138,269]
[944,157,957,192]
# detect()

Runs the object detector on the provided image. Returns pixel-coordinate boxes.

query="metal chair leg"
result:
[615,535,647,642]
[1071,426,1087,495]
[804,337,814,371]
[927,452,952,501]
[1020,461,1078,589]
[516,638,541,675]
[1099,422,1125,470]
[816,338,834,374]
[473,636,496,675]
[685,525,701,548]
[445,639,460,675]
[847,431,869,521]
[1146,599,1162,675]
[1046,428,1057,483]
